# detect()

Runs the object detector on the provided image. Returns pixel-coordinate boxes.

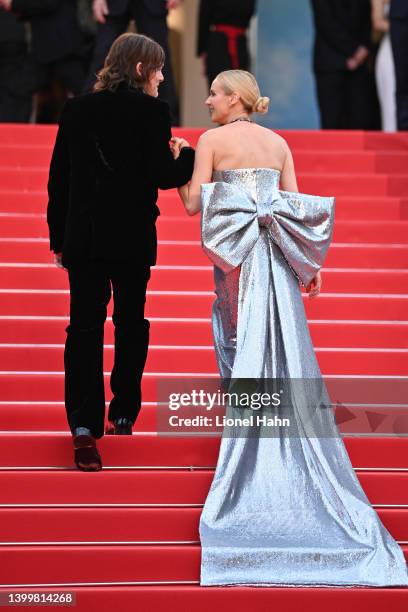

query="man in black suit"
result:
[0,0,85,97]
[83,0,180,124]
[47,33,194,470]
[0,7,32,121]
[310,0,374,129]
[197,0,256,88]
[390,0,408,130]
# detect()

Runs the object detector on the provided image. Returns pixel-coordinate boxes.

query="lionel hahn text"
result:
[168,415,291,427]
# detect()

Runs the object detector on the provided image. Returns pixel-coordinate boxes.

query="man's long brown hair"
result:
[93,33,165,92]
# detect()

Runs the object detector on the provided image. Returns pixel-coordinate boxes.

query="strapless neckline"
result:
[213,167,281,174]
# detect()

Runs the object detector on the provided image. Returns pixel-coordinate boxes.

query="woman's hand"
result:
[305,270,322,298]
[170,137,190,159]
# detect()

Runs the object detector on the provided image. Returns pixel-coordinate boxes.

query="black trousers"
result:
[390,17,408,130]
[315,66,374,129]
[65,260,151,439]
[83,5,179,123]
[36,55,85,96]
[205,31,250,88]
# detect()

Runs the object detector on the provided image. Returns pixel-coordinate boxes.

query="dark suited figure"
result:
[47,34,194,470]
[1,0,85,97]
[197,0,256,88]
[390,0,408,130]
[310,0,374,129]
[0,8,32,121]
[83,0,180,124]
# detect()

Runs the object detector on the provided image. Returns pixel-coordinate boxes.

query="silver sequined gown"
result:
[198,168,408,587]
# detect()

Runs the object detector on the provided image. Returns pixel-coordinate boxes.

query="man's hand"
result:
[54,252,66,270]
[347,45,369,71]
[167,0,181,10]
[93,0,109,24]
[0,0,12,11]
[170,137,190,159]
[305,270,322,298]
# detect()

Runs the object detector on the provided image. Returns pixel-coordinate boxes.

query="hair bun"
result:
[253,96,270,114]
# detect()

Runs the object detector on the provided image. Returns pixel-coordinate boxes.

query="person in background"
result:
[390,0,408,130]
[0,7,32,121]
[197,0,256,88]
[372,0,396,131]
[310,0,374,129]
[0,0,85,105]
[83,0,181,124]
[77,0,98,77]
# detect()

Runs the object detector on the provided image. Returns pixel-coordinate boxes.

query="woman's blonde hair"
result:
[215,70,270,115]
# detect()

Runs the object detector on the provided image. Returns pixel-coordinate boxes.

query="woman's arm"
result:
[280,142,322,297]
[177,132,214,216]
[280,144,298,192]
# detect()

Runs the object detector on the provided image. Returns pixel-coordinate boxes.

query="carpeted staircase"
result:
[0,124,407,610]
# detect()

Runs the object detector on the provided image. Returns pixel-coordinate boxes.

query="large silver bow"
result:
[200,181,335,287]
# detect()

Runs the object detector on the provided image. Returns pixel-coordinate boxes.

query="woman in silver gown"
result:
[174,70,408,587]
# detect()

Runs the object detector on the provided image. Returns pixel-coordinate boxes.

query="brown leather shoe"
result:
[73,435,102,471]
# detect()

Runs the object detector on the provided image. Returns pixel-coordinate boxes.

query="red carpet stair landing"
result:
[0,124,407,610]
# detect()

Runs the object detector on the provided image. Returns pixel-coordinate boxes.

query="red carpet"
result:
[0,124,407,610]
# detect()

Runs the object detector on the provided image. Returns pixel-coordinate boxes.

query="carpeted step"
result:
[0,290,406,319]
[1,168,408,197]
[2,191,407,220]
[0,506,406,543]
[0,585,407,612]
[0,344,407,375]
[0,264,407,294]
[0,434,406,468]
[0,318,406,348]
[0,543,407,585]
[2,215,408,242]
[2,148,408,174]
[0,470,407,506]
[0,401,407,434]
[2,149,408,174]
[1,372,406,404]
[1,124,408,150]
[1,240,408,269]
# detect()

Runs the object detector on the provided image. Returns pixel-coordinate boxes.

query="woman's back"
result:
[209,122,287,172]
[203,122,298,192]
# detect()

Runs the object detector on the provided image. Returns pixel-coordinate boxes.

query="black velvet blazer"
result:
[47,84,195,267]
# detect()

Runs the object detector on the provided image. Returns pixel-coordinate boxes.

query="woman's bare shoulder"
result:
[197,128,219,145]
[265,128,289,147]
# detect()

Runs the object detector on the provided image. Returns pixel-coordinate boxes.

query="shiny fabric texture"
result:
[198,168,408,587]
[201,168,335,288]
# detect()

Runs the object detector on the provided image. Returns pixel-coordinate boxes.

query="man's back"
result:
[47,84,194,265]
